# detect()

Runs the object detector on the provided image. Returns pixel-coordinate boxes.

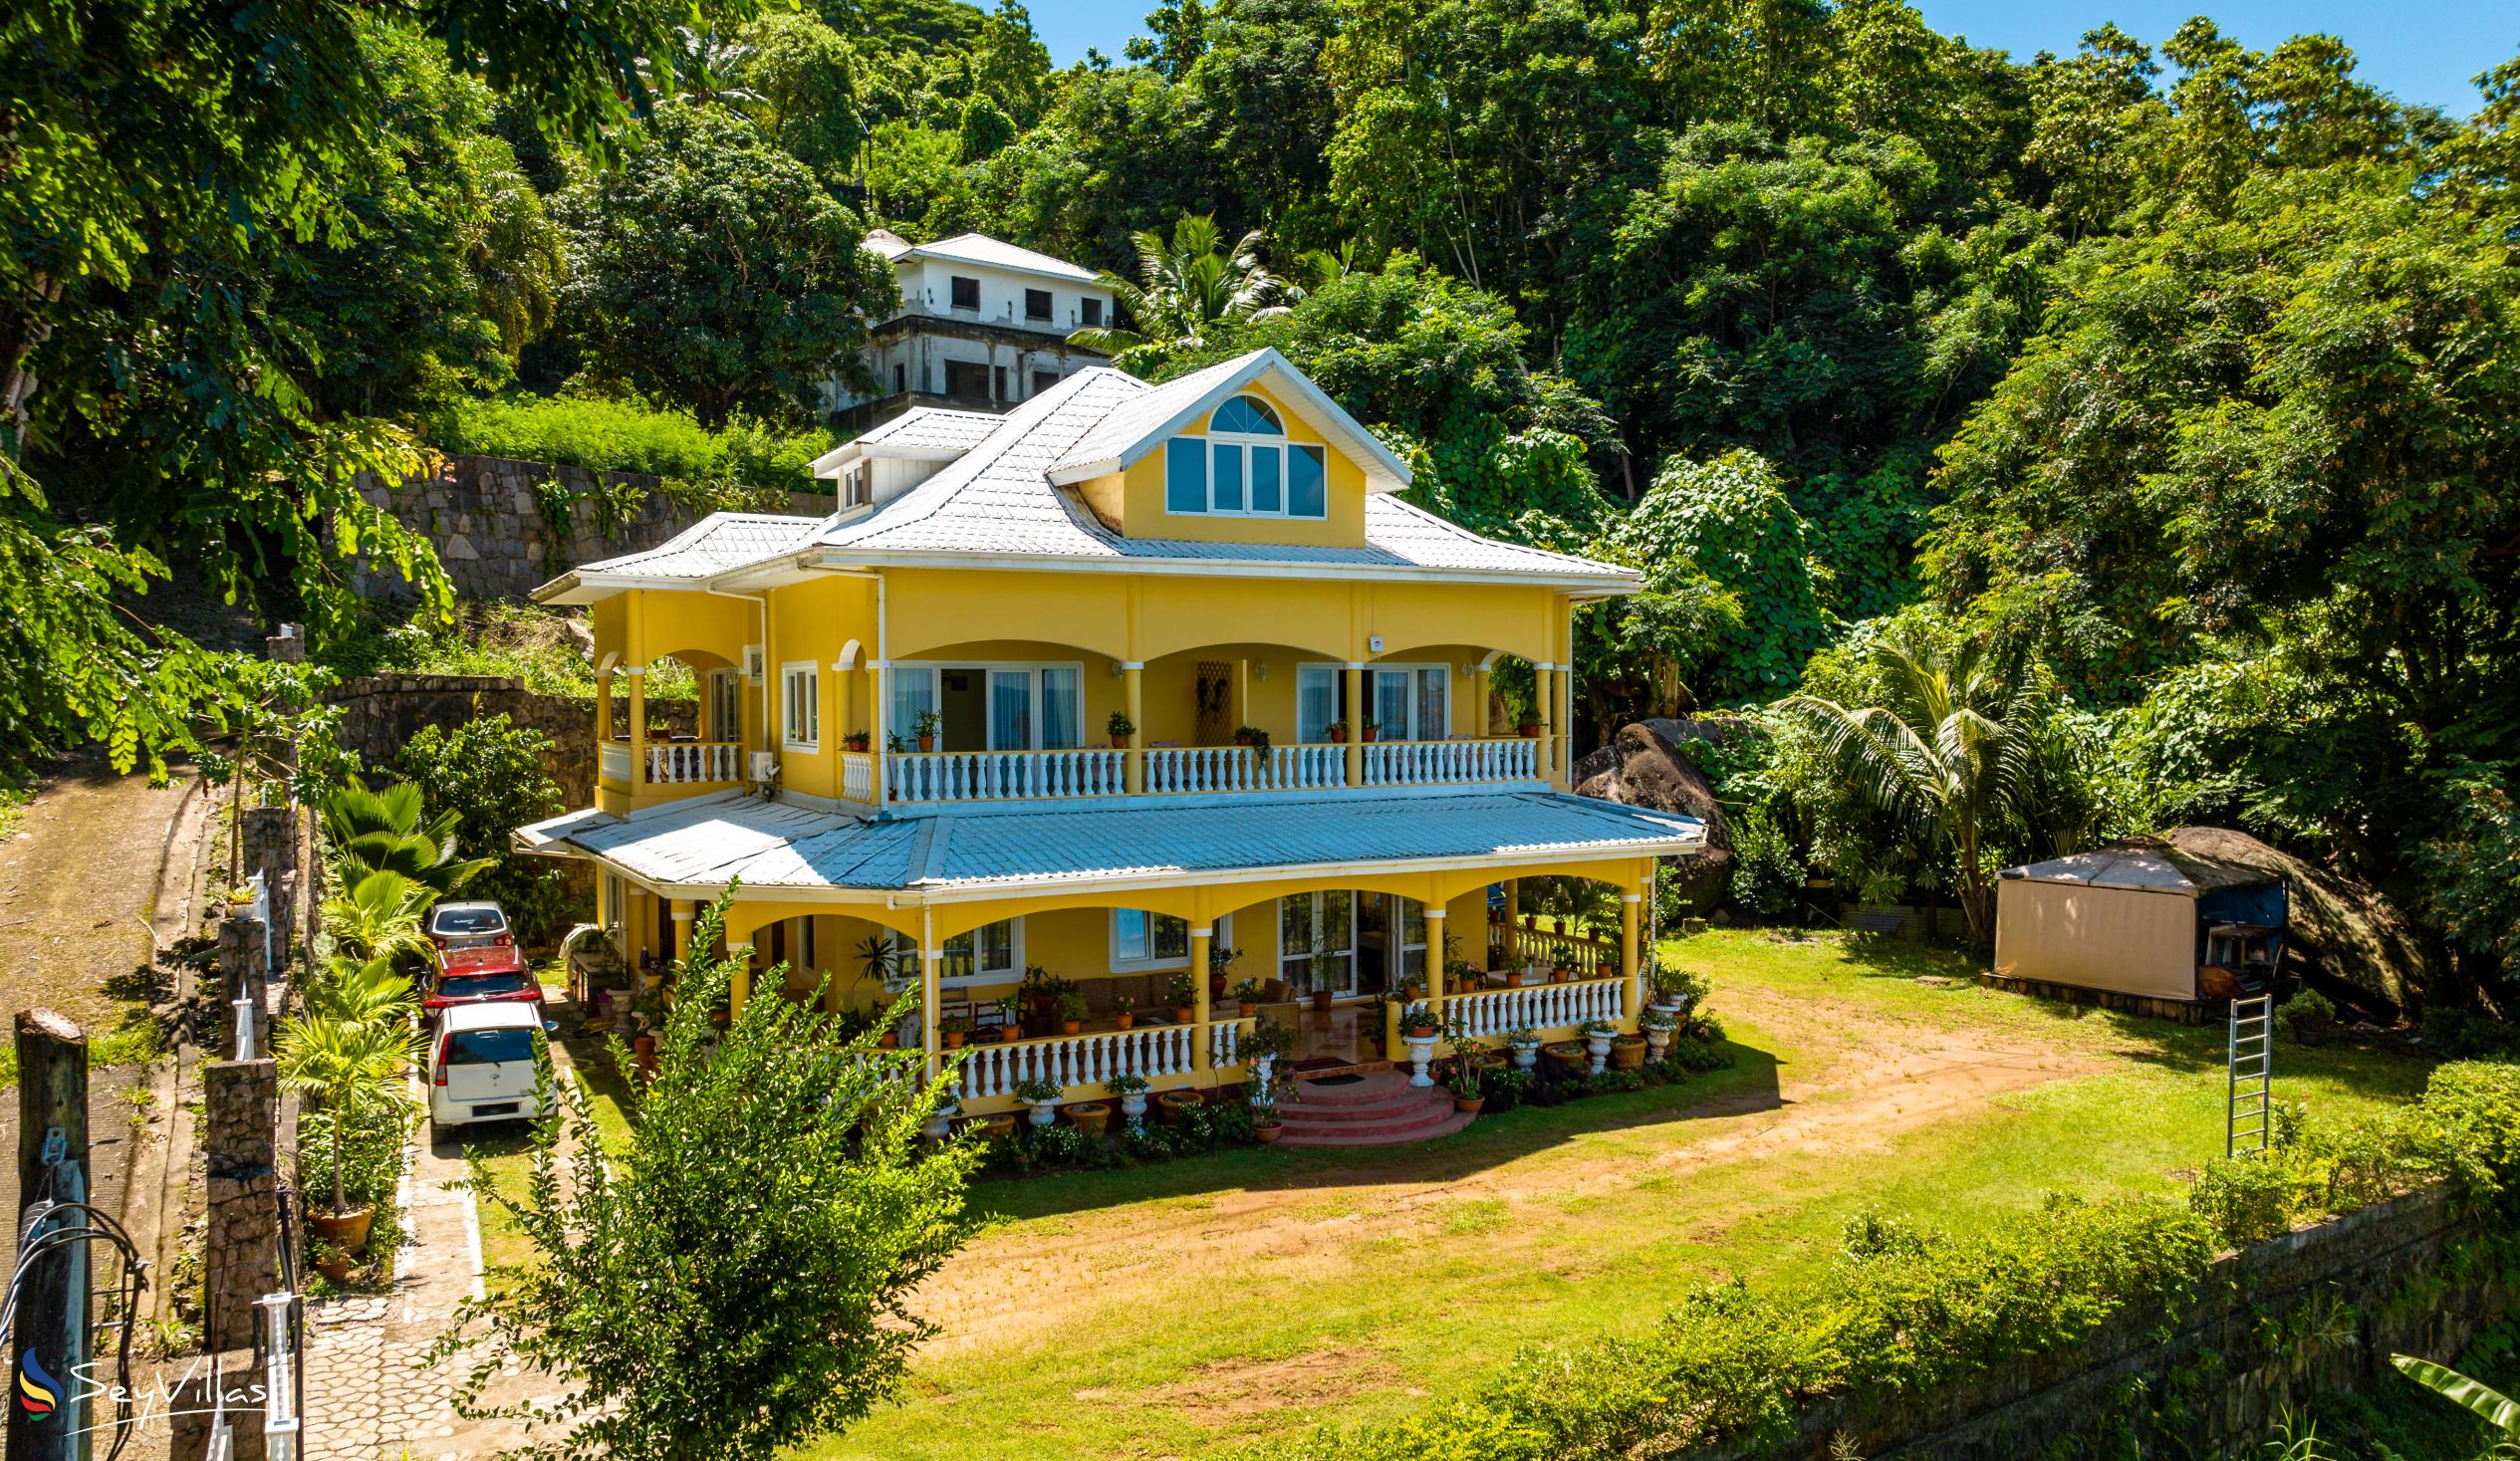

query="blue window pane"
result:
[1212,395,1283,435]
[1251,445,1283,513]
[1212,442,1245,511]
[1166,437,1207,513]
[1289,445,1327,518]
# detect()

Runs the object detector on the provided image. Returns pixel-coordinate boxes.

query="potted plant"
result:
[310,1238,353,1286]
[1106,709,1135,748]
[978,1111,1018,1139]
[1543,1039,1587,1075]
[279,1012,417,1257]
[1640,1008,1677,1061]
[1398,1003,1441,1087]
[1505,1026,1543,1071]
[1553,961,1573,984]
[1611,1032,1648,1071]
[1231,978,1261,1017]
[1209,942,1240,998]
[886,731,910,754]
[1649,968,1709,1020]
[1107,1073,1151,1130]
[844,730,872,753]
[1114,994,1136,1030]
[1579,1019,1618,1074]
[1253,1105,1285,1142]
[1070,1100,1113,1138]
[1156,1089,1203,1125]
[2275,989,2339,1047]
[1400,1001,1438,1039]
[1360,716,1381,743]
[939,1013,970,1049]
[1055,988,1087,1035]
[1447,1014,1487,1114]
[1014,1077,1062,1126]
[913,708,943,753]
[995,994,1023,1040]
[1516,708,1541,738]
[1166,971,1197,1023]
[1243,1014,1297,1103]
[1327,719,1350,744]
[1309,946,1343,1011]
[1233,725,1273,755]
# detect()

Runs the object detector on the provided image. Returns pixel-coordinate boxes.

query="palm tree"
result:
[1779,624,2053,943]
[322,869,437,965]
[304,955,419,1032]
[321,778,490,899]
[277,1013,419,1216]
[1068,214,1292,371]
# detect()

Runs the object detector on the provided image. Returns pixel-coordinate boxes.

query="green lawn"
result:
[802,929,2433,1461]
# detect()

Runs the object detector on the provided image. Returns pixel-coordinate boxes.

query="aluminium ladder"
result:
[2226,994,2274,1157]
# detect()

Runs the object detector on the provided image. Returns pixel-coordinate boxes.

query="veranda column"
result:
[625,664,648,792]
[1473,664,1492,735]
[595,670,614,764]
[670,899,693,963]
[722,901,756,1020]
[1124,661,1145,794]
[1343,663,1366,786]
[1559,655,1577,782]
[1533,665,1556,782]
[1190,925,1213,1075]
[1621,886,1643,1028]
[868,662,888,808]
[920,938,944,1083]
[1422,906,1446,1007]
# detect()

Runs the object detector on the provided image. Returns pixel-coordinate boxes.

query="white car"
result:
[428,1001,555,1128]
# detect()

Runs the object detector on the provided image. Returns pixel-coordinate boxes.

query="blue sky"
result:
[1029,1,2515,117]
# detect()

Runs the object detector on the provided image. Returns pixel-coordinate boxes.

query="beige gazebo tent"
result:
[1993,839,2287,1006]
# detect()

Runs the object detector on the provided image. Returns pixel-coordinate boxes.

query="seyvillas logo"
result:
[18,1347,59,1417]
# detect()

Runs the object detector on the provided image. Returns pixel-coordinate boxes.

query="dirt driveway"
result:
[0,764,208,1037]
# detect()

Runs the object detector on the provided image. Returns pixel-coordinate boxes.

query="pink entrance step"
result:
[1274,1070,1475,1147]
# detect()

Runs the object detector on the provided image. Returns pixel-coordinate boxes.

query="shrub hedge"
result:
[1258,1060,2520,1461]
[439,394,835,494]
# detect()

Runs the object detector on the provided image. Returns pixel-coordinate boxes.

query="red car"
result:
[423,945,541,1017]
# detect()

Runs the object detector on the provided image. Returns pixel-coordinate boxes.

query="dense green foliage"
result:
[432,896,976,1459]
[1255,1061,2520,1461]
[440,395,833,491]
[395,718,568,942]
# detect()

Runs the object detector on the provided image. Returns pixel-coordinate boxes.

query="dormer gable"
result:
[1048,348,1407,548]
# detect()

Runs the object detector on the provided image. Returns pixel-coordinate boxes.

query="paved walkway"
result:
[301,1016,598,1457]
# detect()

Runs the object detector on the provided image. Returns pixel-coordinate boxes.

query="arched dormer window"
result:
[1164,394,1329,519]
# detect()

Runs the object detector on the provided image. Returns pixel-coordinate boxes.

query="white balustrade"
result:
[600,742,631,784]
[1441,976,1629,1040]
[1209,1017,1252,1069]
[1264,743,1347,790]
[1145,746,1258,794]
[647,741,740,785]
[888,748,1127,804]
[1361,737,1539,787]
[841,752,876,802]
[957,1024,1198,1100]
[1513,927,1621,978]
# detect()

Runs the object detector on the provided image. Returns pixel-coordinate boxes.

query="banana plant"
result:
[2392,1353,2520,1437]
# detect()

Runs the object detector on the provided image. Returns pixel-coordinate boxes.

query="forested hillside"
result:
[4,0,2514,1012]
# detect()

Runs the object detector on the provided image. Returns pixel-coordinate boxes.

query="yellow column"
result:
[626,665,648,791]
[820,919,845,1013]
[1559,652,1578,783]
[1534,665,1556,781]
[868,662,888,809]
[1423,907,1446,1007]
[722,901,755,1020]
[670,898,693,963]
[919,937,943,1083]
[1343,663,1365,787]
[1124,661,1145,794]
[1474,665,1492,736]
[596,670,615,763]
[1502,879,1520,964]
[1622,885,1643,1030]
[1190,924,1213,1075]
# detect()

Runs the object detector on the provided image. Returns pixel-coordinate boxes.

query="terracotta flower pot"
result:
[1518,723,1540,738]
[1406,1024,1436,1040]
[1061,1019,1082,1035]
[633,1035,657,1060]
[1112,734,1129,748]
[979,1113,1018,1139]
[1069,1101,1112,1138]
[1255,1122,1284,1143]
[1453,1094,1486,1114]
[916,735,935,753]
[1156,1091,1202,1125]
[1363,728,1380,742]
[1312,990,1333,1012]
[1329,729,1348,744]
[879,1031,898,1050]
[1171,1005,1194,1023]
[307,1203,375,1253]
[1116,1012,1134,1030]
[1611,1035,1647,1071]
[314,1254,353,1285]
[943,1030,965,1049]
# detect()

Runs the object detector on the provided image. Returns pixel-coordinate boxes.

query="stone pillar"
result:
[1123,662,1145,794]
[169,1351,266,1461]
[625,666,647,790]
[240,806,297,883]
[1622,889,1643,1028]
[263,620,305,663]
[1343,663,1365,787]
[202,1059,279,1354]
[219,913,270,1044]
[1190,925,1213,1074]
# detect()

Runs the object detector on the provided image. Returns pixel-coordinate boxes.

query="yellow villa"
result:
[519,347,1704,1133]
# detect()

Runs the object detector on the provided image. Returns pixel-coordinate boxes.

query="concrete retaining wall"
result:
[351,454,827,603]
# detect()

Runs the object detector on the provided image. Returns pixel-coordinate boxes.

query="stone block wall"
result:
[1684,1185,2508,1461]
[325,672,693,805]
[350,453,830,603]
[202,1060,280,1355]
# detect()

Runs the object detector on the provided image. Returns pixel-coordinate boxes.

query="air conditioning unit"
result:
[749,752,781,785]
[741,644,765,682]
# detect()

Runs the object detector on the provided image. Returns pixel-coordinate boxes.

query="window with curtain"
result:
[781,663,819,749]
[1280,890,1355,994]
[1416,667,1449,741]
[1373,672,1410,739]
[1298,664,1340,742]
[888,668,937,748]
[988,670,1032,750]
[1039,667,1081,749]
[893,919,1019,987]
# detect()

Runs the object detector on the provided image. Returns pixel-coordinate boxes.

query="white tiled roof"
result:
[1048,355,1263,482]
[892,232,1101,284]
[854,406,1002,455]
[546,513,821,587]
[516,791,1705,895]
